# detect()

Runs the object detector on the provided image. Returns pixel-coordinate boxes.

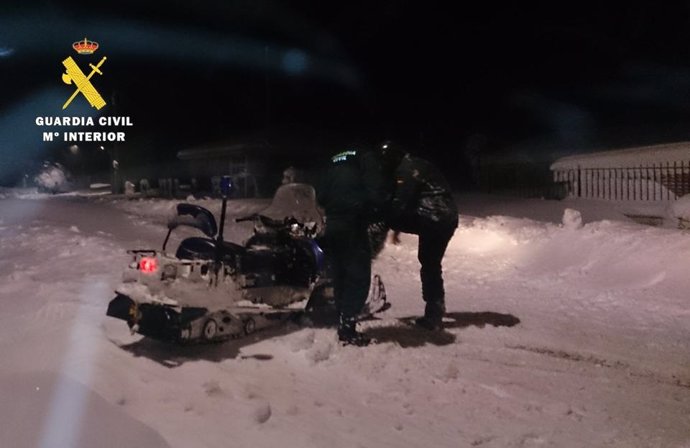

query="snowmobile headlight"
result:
[161,263,177,280]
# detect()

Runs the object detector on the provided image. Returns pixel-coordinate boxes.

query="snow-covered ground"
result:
[0,192,689,448]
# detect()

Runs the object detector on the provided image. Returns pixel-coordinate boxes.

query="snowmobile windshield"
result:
[259,183,324,231]
[168,203,218,238]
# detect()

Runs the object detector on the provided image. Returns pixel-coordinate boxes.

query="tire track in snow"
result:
[506,344,690,390]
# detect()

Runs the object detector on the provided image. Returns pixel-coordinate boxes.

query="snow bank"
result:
[668,193,690,220]
[34,163,70,193]
[1,187,51,199]
[561,208,583,229]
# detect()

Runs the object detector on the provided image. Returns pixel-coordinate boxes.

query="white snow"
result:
[561,208,583,229]
[551,141,690,169]
[0,193,689,447]
[669,193,690,220]
[34,163,69,193]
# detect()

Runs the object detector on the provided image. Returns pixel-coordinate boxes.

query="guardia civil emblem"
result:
[61,38,107,110]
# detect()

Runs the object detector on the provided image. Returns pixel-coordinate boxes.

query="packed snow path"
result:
[0,194,688,447]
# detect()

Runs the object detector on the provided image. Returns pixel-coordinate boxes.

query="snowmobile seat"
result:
[176,237,242,262]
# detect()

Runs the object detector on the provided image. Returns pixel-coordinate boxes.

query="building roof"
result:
[177,141,272,160]
[550,141,690,170]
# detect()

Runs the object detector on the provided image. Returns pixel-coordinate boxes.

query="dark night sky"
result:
[4,1,690,184]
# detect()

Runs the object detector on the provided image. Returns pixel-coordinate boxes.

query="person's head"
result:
[379,139,406,173]
[281,166,298,184]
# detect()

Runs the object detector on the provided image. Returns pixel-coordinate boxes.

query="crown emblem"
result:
[72,38,99,55]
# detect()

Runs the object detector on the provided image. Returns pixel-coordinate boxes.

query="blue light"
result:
[220,175,233,197]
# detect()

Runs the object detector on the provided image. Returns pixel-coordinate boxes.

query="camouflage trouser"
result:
[418,223,456,304]
[325,218,372,320]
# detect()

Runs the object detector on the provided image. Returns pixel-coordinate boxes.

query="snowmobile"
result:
[106,178,388,343]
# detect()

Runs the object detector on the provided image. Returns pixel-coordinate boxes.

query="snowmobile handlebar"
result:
[235,214,313,237]
[235,214,294,227]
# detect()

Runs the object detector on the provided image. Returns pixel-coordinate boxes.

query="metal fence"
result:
[553,161,690,201]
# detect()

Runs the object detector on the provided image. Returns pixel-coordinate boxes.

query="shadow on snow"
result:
[113,311,520,364]
[364,311,520,348]
[115,321,304,368]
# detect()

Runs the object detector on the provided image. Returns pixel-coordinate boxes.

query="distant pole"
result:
[264,46,271,130]
[111,91,119,193]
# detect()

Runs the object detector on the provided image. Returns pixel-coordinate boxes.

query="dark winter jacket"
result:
[387,154,458,234]
[316,150,388,223]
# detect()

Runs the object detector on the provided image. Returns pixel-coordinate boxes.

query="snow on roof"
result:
[550,141,690,170]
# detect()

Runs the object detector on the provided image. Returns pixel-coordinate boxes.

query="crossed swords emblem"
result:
[61,56,107,110]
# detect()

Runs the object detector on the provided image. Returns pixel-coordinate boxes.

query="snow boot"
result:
[338,315,371,347]
[415,301,445,331]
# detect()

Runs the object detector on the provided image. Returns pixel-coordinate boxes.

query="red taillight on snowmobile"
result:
[139,256,158,274]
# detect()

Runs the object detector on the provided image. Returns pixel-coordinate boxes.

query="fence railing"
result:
[553,161,690,201]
